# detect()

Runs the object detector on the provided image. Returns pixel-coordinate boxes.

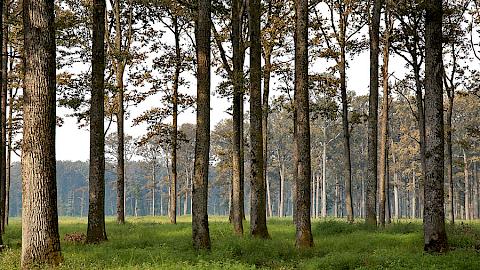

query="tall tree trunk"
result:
[322,121,327,218]
[114,0,125,225]
[473,162,478,219]
[263,51,272,218]
[338,9,354,224]
[334,176,339,218]
[446,95,454,224]
[315,169,320,218]
[152,160,156,216]
[412,166,416,219]
[0,0,7,233]
[366,0,382,227]
[294,0,313,246]
[0,0,3,244]
[192,0,211,250]
[423,0,447,252]
[266,175,273,217]
[249,0,269,239]
[87,0,107,243]
[379,18,391,226]
[392,140,399,220]
[169,16,180,225]
[279,158,285,217]
[21,0,62,265]
[463,149,470,220]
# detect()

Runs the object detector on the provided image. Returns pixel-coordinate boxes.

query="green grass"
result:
[1,216,480,269]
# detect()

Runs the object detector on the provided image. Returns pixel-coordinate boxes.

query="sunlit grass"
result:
[1,216,480,269]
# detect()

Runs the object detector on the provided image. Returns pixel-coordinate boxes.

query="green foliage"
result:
[2,217,480,269]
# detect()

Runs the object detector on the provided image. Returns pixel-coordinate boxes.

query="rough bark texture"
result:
[366,0,382,227]
[0,0,3,242]
[263,51,272,218]
[249,0,269,239]
[423,0,447,252]
[192,0,211,250]
[294,0,313,248]
[87,0,107,243]
[115,0,125,225]
[21,0,63,265]
[0,0,6,233]
[2,0,8,228]
[231,0,243,235]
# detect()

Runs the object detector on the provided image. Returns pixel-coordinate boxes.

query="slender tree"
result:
[294,0,313,248]
[379,0,393,227]
[231,0,244,235]
[192,0,211,250]
[423,0,447,252]
[366,0,382,226]
[21,0,62,265]
[87,0,107,243]
[249,0,269,239]
[0,0,7,234]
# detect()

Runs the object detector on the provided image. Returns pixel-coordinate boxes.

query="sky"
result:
[52,50,374,162]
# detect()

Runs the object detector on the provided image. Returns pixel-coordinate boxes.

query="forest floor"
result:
[1,216,480,269]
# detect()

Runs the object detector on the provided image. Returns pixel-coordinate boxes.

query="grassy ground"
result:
[1,216,480,269]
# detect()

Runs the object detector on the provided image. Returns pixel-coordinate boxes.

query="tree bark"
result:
[294,0,313,248]
[87,0,107,243]
[192,0,211,250]
[21,0,62,265]
[423,0,447,252]
[0,0,7,233]
[279,157,285,217]
[463,149,470,220]
[249,0,269,239]
[169,16,181,225]
[322,122,327,218]
[114,0,126,224]
[379,16,391,226]
[445,94,454,224]
[231,1,244,228]
[366,0,382,227]
[0,0,3,244]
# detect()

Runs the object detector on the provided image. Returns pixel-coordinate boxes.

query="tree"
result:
[0,0,4,241]
[312,0,366,223]
[379,0,394,227]
[192,0,211,250]
[21,0,62,266]
[0,0,7,234]
[423,0,447,252]
[366,0,382,227]
[87,0,107,243]
[294,0,313,248]
[231,0,244,235]
[249,0,269,239]
[443,0,469,224]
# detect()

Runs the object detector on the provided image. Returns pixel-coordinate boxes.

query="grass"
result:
[1,216,480,269]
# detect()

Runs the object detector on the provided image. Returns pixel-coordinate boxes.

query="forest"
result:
[0,0,480,269]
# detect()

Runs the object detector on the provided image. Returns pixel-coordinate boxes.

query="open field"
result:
[1,216,480,269]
